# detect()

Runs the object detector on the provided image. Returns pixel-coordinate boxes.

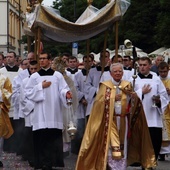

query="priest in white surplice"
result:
[130,57,169,168]
[85,50,110,120]
[19,61,38,166]
[25,52,72,170]
[12,51,35,120]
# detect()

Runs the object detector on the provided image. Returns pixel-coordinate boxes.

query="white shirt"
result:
[131,73,168,127]
[25,71,70,131]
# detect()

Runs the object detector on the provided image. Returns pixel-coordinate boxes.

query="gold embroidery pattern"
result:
[112,146,121,152]
[103,87,111,155]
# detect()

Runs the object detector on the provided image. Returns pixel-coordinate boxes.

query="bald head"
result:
[27,52,35,62]
[155,55,164,66]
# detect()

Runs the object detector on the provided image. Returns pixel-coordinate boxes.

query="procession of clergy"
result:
[0,50,170,170]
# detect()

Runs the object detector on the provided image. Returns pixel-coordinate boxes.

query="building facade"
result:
[0,0,27,57]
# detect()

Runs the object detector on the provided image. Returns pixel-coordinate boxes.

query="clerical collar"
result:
[96,66,110,71]
[67,68,78,74]
[6,65,19,72]
[138,72,153,79]
[7,64,15,68]
[123,67,132,71]
[41,67,51,71]
[38,68,54,76]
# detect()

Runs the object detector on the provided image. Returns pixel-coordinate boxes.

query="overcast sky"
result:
[42,0,54,6]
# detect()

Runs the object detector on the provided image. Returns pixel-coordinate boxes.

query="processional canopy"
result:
[25,0,131,43]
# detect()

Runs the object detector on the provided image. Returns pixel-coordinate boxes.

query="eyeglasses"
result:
[39,58,48,60]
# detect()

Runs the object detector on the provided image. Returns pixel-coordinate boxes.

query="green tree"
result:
[155,0,170,47]
[119,0,160,53]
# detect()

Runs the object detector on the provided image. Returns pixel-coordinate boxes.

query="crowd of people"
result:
[0,50,169,170]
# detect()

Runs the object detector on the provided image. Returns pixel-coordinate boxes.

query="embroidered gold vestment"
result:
[0,75,13,139]
[76,80,156,170]
[161,79,170,143]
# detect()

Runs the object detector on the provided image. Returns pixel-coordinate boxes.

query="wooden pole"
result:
[86,39,90,75]
[34,30,37,60]
[101,30,108,76]
[27,35,31,53]
[114,21,119,62]
[37,27,41,56]
[87,0,93,6]
[36,27,41,69]
[101,0,110,74]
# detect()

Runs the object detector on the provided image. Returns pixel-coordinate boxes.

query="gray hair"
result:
[110,63,123,72]
[156,55,164,60]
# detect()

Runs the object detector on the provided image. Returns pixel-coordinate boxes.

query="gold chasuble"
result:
[0,76,13,139]
[76,80,156,170]
[161,79,170,144]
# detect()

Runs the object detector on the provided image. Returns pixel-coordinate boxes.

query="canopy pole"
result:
[34,30,37,60]
[36,27,41,67]
[87,0,93,6]
[101,0,110,74]
[34,27,41,61]
[27,35,31,53]
[37,27,41,56]
[114,21,119,62]
[83,39,91,127]
[101,30,108,76]
[86,38,90,74]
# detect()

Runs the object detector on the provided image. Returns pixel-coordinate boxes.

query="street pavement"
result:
[1,152,170,169]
